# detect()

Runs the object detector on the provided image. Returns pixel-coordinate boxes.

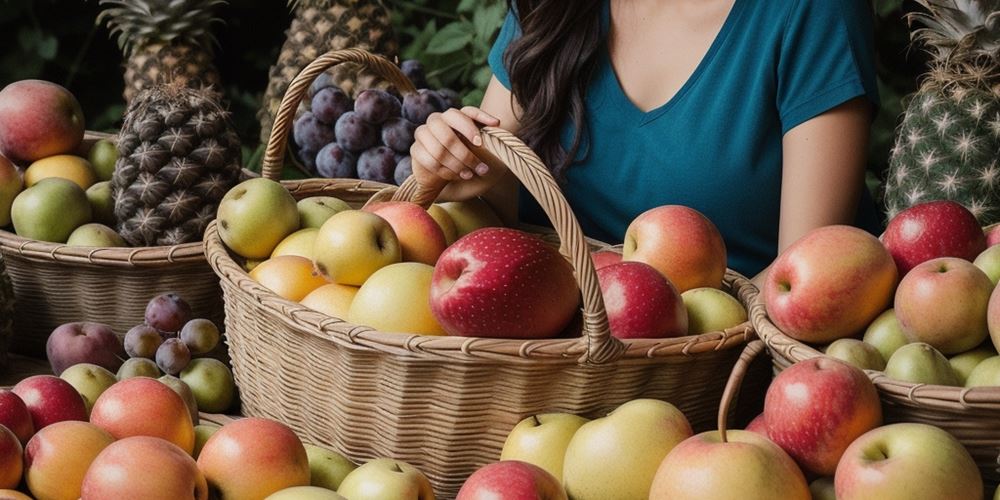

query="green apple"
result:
[59,362,117,414]
[965,356,1000,387]
[427,204,458,245]
[950,345,997,385]
[810,477,836,500]
[266,486,347,500]
[862,309,909,362]
[681,287,748,335]
[305,443,356,490]
[116,357,161,379]
[974,244,1000,286]
[298,196,351,229]
[885,342,960,386]
[336,458,434,500]
[500,413,588,483]
[87,138,117,182]
[436,198,502,238]
[563,399,693,500]
[193,423,220,459]
[179,357,236,413]
[158,375,200,425]
[217,177,300,259]
[824,338,886,371]
[85,181,115,226]
[66,223,126,247]
[0,154,23,227]
[11,178,91,242]
[313,210,401,286]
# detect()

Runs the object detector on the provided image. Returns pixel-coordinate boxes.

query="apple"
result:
[305,443,357,490]
[198,417,310,498]
[824,338,886,371]
[622,205,727,293]
[59,363,118,414]
[764,225,897,344]
[90,377,195,453]
[764,356,882,476]
[24,154,96,189]
[0,490,31,500]
[457,460,567,500]
[681,286,748,335]
[862,308,909,362]
[427,204,458,245]
[591,250,622,270]
[46,321,126,376]
[500,413,588,483]
[895,257,991,354]
[436,198,502,238]
[0,79,85,164]
[11,178,91,243]
[298,196,351,228]
[597,261,687,339]
[810,477,836,500]
[431,228,579,338]
[23,420,115,500]
[649,430,810,500]
[884,342,960,386]
[11,375,88,430]
[301,283,359,319]
[0,155,22,227]
[0,390,34,446]
[881,199,987,276]
[974,244,1000,286]
[988,284,1000,352]
[563,399,692,500]
[965,355,1000,387]
[337,458,435,500]
[85,181,115,226]
[117,357,162,379]
[744,413,767,436]
[87,138,116,182]
[835,423,982,500]
[159,375,201,426]
[193,423,220,459]
[81,436,209,499]
[313,209,401,286]
[0,425,21,489]
[250,255,331,302]
[179,357,237,414]
[267,486,347,500]
[950,345,997,385]
[272,228,320,259]
[66,222,126,247]
[364,201,448,265]
[348,262,445,335]
[217,177,300,259]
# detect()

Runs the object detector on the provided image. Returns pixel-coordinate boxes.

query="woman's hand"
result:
[410,106,501,190]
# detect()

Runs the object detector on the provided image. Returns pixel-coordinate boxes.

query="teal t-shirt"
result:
[488,0,882,277]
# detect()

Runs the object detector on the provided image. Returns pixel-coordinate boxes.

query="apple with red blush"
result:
[11,375,87,431]
[363,201,448,265]
[591,250,621,270]
[0,79,85,164]
[881,199,986,276]
[0,389,35,446]
[622,205,727,292]
[597,261,687,339]
[457,461,567,500]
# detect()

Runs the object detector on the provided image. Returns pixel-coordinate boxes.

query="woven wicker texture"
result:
[0,256,12,372]
[0,132,225,357]
[208,48,769,497]
[750,297,1000,488]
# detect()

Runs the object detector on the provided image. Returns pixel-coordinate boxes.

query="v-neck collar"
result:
[598,0,747,126]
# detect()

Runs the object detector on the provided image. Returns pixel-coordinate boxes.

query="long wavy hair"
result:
[503,0,604,179]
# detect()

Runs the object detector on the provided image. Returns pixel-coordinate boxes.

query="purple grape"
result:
[401,59,428,89]
[381,117,416,154]
[156,337,192,376]
[145,293,192,334]
[297,148,318,174]
[316,142,358,178]
[402,89,450,125]
[309,73,337,97]
[394,156,412,186]
[438,88,462,109]
[357,146,397,184]
[124,324,164,359]
[354,89,401,125]
[293,112,336,153]
[311,86,353,124]
[334,111,377,153]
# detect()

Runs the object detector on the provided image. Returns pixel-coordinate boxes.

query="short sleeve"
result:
[776,0,879,134]
[488,10,520,90]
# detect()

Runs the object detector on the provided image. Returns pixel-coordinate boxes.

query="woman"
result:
[410,0,882,283]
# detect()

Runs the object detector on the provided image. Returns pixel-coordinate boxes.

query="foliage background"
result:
[0,0,921,185]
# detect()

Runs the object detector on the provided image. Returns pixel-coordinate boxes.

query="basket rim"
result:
[750,297,1000,410]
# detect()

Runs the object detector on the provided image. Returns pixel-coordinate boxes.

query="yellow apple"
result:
[427,204,458,245]
[267,486,347,500]
[348,262,445,335]
[66,223,126,247]
[300,283,359,320]
[59,363,118,414]
[437,198,502,238]
[337,458,434,500]
[217,178,300,259]
[681,287,747,335]
[24,154,96,189]
[272,228,320,260]
[500,413,588,483]
[0,154,23,227]
[298,196,351,228]
[313,209,400,286]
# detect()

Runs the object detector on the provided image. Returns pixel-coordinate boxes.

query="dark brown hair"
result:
[504,0,604,179]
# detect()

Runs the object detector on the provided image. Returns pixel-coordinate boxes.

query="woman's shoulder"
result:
[746,0,872,25]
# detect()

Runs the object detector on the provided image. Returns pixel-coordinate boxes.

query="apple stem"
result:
[532,415,541,426]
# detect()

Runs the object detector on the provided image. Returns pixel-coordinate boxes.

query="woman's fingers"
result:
[413,124,472,180]
[409,106,497,185]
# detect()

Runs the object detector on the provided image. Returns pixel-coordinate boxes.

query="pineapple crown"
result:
[908,0,1000,93]
[97,0,226,56]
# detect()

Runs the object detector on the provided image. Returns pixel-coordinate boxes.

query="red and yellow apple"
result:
[347,262,445,335]
[81,436,209,500]
[597,261,687,339]
[988,283,1000,352]
[313,209,401,286]
[11,375,88,431]
[90,377,195,454]
[23,420,115,500]
[364,201,448,265]
[0,79,85,164]
[457,460,567,500]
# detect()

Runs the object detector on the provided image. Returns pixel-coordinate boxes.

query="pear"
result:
[825,338,886,371]
[885,342,960,386]
[949,345,998,385]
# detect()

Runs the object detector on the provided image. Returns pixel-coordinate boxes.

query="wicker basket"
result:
[0,255,13,372]
[0,132,225,357]
[750,298,1000,488]
[205,48,769,497]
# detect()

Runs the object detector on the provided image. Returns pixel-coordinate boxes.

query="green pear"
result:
[298,196,351,229]
[117,357,161,379]
[59,362,117,414]
[193,423,220,459]
[217,177,299,259]
[949,345,998,385]
[88,138,117,182]
[305,443,357,490]
[965,356,1000,387]
[825,338,886,371]
[179,357,236,413]
[863,309,909,362]
[66,223,126,247]
[11,177,91,242]
[86,181,115,226]
[885,343,960,386]
[158,374,200,425]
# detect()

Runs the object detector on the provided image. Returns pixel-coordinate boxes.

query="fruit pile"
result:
[292,60,460,185]
[763,199,1000,388]
[217,178,748,340]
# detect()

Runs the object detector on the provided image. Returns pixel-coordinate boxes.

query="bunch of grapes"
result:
[292,60,461,185]
[121,293,224,377]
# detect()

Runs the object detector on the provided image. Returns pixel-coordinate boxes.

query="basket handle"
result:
[718,339,766,442]
[261,48,418,181]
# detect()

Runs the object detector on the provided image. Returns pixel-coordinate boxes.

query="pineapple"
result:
[111,83,243,246]
[0,255,13,370]
[883,0,1000,224]
[98,0,226,103]
[257,0,399,145]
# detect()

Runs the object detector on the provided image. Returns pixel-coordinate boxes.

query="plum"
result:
[155,337,192,376]
[311,86,352,125]
[381,117,416,154]
[357,146,397,184]
[316,142,358,179]
[354,89,401,125]
[124,324,164,359]
[145,293,193,334]
[334,111,377,153]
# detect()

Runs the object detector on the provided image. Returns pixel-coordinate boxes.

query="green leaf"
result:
[472,64,493,88]
[875,0,904,18]
[473,4,504,43]
[425,22,474,55]
[456,0,479,13]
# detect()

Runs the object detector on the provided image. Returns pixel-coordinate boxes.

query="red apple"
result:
[11,375,87,430]
[764,357,882,476]
[0,80,85,164]
[744,413,767,437]
[881,199,986,276]
[364,201,448,265]
[45,321,126,375]
[431,228,580,339]
[984,222,1000,248]
[989,284,1000,353]
[597,261,687,339]
[591,250,622,270]
[764,225,897,343]
[90,377,195,454]
[81,436,208,499]
[197,417,310,498]
[894,257,992,354]
[457,460,567,500]
[622,205,727,292]
[0,389,34,446]
[0,425,21,489]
